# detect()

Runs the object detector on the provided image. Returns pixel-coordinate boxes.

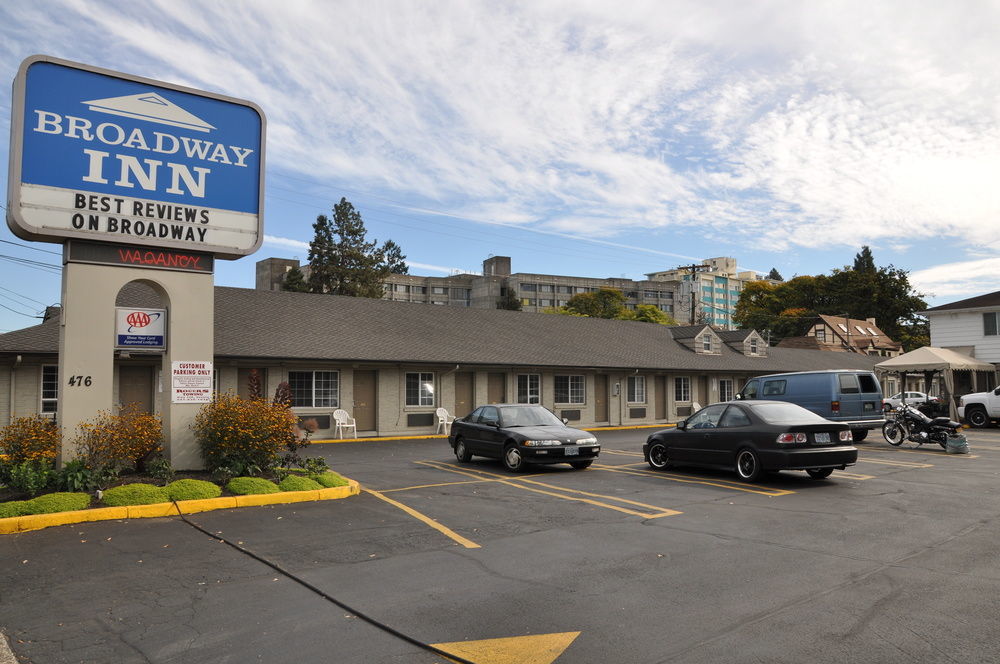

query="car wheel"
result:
[503,443,527,472]
[851,429,868,442]
[646,442,672,470]
[735,448,763,482]
[967,407,990,428]
[570,460,592,470]
[806,468,834,479]
[883,422,905,446]
[454,437,472,463]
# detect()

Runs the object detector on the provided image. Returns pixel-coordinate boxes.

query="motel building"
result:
[0,282,880,466]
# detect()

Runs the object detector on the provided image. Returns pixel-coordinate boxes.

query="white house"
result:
[923,290,1000,367]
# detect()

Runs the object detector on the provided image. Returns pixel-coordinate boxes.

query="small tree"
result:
[565,288,628,319]
[496,287,523,311]
[273,381,293,408]
[247,369,263,400]
[766,267,784,281]
[282,266,309,292]
[628,304,679,325]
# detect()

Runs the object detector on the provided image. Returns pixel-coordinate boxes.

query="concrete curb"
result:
[0,479,360,535]
[312,423,674,444]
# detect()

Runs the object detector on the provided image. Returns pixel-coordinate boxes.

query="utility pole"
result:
[675,262,711,325]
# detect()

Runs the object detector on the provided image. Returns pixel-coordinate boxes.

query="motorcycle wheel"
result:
[883,422,905,446]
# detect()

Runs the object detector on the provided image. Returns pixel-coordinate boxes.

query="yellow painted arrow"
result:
[432,631,581,664]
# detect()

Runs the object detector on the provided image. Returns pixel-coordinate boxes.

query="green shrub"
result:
[0,501,29,519]
[102,483,169,507]
[23,492,91,515]
[193,393,297,475]
[7,460,55,496]
[310,471,349,488]
[279,475,323,492]
[146,456,175,483]
[165,479,222,501]
[56,459,94,492]
[73,404,163,475]
[226,477,280,495]
[0,414,60,465]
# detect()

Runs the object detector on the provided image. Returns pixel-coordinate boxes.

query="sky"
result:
[1,0,999,333]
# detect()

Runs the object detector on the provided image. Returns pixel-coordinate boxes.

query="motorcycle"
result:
[882,403,967,451]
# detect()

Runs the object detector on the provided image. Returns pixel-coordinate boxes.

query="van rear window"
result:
[762,380,786,396]
[858,374,879,393]
[838,374,860,393]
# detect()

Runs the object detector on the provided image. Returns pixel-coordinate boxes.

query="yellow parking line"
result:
[864,448,976,459]
[836,471,876,480]
[380,473,547,493]
[857,457,933,469]
[364,487,480,549]
[592,464,794,497]
[602,449,646,457]
[418,461,681,519]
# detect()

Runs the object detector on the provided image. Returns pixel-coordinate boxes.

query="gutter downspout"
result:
[10,355,22,424]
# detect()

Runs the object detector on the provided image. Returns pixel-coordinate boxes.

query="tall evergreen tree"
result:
[766,267,784,281]
[306,198,407,298]
[853,246,876,272]
[282,265,309,292]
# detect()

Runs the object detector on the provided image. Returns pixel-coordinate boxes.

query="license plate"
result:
[814,432,830,443]
[565,446,579,456]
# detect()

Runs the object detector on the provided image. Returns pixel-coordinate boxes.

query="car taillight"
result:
[831,400,840,414]
[839,430,853,442]
[776,432,807,444]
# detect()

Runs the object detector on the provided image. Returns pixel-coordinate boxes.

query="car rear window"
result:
[858,374,879,393]
[838,374,860,394]
[752,402,830,425]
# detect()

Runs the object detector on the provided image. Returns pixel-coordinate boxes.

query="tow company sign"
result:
[7,55,265,259]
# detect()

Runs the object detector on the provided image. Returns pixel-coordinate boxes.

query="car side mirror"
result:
[562,417,569,424]
[734,393,743,400]
[994,387,1000,396]
[677,420,687,431]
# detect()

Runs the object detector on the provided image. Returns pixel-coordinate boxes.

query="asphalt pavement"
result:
[3,427,1000,663]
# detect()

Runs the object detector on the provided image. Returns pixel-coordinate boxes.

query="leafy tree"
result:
[733,249,926,347]
[766,267,784,281]
[626,304,679,325]
[564,288,628,319]
[496,287,522,311]
[306,197,407,298]
[282,266,309,292]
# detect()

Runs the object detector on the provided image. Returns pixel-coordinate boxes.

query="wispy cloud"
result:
[2,0,997,294]
[910,258,1000,300]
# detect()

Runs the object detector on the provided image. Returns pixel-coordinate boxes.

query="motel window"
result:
[517,374,540,404]
[288,370,339,408]
[719,378,734,402]
[405,372,435,406]
[627,376,646,404]
[674,376,691,402]
[554,375,585,404]
[41,365,58,413]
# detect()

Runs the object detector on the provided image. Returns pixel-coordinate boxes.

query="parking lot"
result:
[4,427,1000,663]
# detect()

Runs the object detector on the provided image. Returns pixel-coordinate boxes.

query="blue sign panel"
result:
[7,55,266,259]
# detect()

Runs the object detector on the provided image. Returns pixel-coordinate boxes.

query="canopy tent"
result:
[876,347,997,419]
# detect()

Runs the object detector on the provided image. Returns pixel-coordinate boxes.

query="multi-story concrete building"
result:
[255,255,767,329]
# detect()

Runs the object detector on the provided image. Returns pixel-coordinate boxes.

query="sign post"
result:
[7,56,265,468]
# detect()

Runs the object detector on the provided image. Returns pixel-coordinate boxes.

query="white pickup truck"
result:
[958,386,1000,428]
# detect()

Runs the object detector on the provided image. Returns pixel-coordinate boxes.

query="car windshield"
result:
[751,402,831,425]
[499,406,563,427]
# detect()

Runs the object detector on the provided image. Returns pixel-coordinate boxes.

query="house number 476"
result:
[68,375,93,387]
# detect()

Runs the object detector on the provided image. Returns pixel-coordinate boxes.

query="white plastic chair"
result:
[435,407,455,434]
[333,409,357,438]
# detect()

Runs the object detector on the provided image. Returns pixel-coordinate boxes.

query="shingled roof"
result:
[924,290,1000,312]
[0,286,878,373]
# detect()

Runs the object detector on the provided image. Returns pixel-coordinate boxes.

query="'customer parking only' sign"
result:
[6,55,265,259]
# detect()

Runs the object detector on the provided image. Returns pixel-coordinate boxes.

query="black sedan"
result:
[449,404,601,472]
[642,400,857,482]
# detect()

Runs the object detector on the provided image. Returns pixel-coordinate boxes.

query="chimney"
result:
[866,317,876,326]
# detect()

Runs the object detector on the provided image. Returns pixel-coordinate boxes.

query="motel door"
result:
[594,376,609,423]
[353,370,377,431]
[487,373,506,404]
[118,365,154,413]
[453,372,474,417]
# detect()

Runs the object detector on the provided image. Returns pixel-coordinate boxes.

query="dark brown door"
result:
[487,372,506,404]
[353,370,377,431]
[594,375,609,423]
[655,376,666,419]
[119,365,154,413]
[454,371,474,417]
[699,375,709,406]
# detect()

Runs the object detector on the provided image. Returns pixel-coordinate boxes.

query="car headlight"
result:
[523,439,562,447]
[576,437,597,445]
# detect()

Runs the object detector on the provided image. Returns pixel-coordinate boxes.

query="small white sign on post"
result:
[171,361,213,403]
